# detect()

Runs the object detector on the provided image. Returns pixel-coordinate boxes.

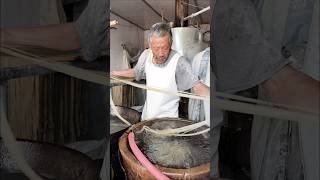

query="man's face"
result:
[150,33,171,64]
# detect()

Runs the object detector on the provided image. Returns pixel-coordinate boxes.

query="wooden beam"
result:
[110,10,146,31]
[141,0,169,22]
[175,0,188,27]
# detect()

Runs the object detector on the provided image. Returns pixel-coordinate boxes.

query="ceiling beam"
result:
[175,0,188,27]
[141,0,169,22]
[110,10,146,31]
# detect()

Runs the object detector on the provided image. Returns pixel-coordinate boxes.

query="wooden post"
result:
[175,0,188,27]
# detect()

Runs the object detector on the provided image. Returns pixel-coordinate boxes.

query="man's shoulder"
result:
[170,49,183,58]
[169,50,188,62]
[176,55,192,73]
[142,48,151,53]
[138,49,151,62]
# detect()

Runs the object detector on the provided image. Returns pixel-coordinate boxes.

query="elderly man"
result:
[111,22,210,120]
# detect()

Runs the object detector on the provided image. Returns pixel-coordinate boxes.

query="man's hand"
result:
[262,65,319,113]
[192,82,210,97]
[110,20,118,28]
[111,69,136,78]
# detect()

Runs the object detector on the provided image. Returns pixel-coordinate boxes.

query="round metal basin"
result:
[171,27,206,63]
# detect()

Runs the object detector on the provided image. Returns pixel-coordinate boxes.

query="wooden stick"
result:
[183,6,210,21]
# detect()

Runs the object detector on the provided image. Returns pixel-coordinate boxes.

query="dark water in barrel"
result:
[134,121,210,169]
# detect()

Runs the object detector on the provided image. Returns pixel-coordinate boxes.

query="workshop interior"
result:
[0,0,319,180]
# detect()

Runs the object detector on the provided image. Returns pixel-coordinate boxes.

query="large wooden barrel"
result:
[119,118,210,180]
[110,106,141,179]
[0,139,98,180]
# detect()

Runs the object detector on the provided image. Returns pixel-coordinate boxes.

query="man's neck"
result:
[152,50,171,64]
[152,58,166,64]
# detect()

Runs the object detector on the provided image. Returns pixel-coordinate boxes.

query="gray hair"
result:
[148,22,172,45]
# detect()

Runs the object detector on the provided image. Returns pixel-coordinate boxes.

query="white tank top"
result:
[141,51,181,120]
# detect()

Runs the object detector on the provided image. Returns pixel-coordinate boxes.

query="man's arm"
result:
[110,50,148,79]
[1,23,80,51]
[192,82,210,97]
[111,49,148,80]
[262,65,319,113]
[111,69,136,78]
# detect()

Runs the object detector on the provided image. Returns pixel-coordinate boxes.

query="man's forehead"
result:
[151,32,170,38]
[150,34,170,42]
